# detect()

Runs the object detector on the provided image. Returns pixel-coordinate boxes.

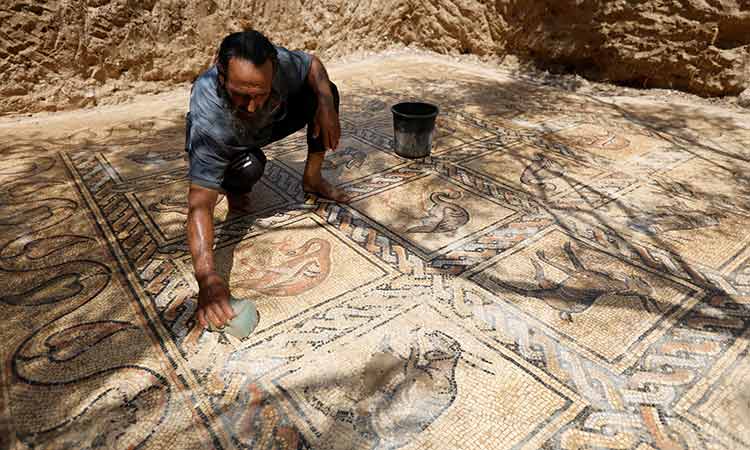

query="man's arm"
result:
[306,55,340,151]
[187,184,234,329]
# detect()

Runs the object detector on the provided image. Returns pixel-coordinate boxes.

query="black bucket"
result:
[391,102,439,159]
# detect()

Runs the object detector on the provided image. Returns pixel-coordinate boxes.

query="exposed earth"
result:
[1,0,749,115]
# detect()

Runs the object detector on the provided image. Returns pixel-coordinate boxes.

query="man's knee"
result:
[220,151,267,194]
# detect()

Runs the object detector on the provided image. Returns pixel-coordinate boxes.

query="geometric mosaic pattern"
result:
[2,55,750,450]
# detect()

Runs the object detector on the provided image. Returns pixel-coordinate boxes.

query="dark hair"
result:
[217,30,277,75]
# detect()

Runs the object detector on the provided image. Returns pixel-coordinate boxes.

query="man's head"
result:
[216,30,278,117]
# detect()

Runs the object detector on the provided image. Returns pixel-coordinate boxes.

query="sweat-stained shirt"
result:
[186,46,313,191]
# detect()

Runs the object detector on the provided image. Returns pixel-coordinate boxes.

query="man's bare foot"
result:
[303,177,351,204]
[227,193,254,215]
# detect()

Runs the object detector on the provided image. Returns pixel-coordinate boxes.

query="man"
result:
[185,30,349,330]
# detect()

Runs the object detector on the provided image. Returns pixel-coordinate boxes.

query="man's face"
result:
[221,57,274,119]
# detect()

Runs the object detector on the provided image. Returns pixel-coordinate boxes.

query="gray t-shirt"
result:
[187,46,312,191]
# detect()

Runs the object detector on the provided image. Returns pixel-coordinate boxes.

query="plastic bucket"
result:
[391,102,439,159]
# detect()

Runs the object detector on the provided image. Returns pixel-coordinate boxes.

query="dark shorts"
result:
[271,81,340,154]
[185,82,340,195]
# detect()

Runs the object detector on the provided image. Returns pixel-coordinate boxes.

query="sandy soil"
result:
[2,0,748,115]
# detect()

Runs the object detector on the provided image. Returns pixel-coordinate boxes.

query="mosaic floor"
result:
[2,54,750,450]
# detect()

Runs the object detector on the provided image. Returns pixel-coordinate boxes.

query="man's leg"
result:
[301,83,350,203]
[221,149,267,214]
[270,82,350,203]
[301,151,350,203]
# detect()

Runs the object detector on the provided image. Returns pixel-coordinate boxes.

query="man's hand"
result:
[187,184,235,330]
[312,99,341,151]
[196,272,235,329]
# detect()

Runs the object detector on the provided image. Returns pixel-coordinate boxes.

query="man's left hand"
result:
[312,99,340,151]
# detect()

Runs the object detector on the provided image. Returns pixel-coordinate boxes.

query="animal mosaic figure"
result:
[434,119,456,141]
[237,238,332,296]
[406,191,470,234]
[364,98,388,112]
[127,150,183,165]
[322,146,368,171]
[628,203,722,235]
[653,179,698,201]
[652,179,750,219]
[520,153,565,192]
[149,197,187,214]
[499,241,661,321]
[564,131,630,151]
[307,328,475,450]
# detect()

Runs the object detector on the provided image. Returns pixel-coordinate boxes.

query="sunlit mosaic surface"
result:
[2,55,750,450]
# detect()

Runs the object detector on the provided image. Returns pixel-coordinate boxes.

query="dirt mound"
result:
[503,0,750,96]
[1,0,748,115]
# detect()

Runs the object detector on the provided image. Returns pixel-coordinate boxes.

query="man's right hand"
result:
[196,272,235,329]
[188,184,234,330]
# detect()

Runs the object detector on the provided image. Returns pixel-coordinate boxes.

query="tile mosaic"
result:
[350,173,516,257]
[4,54,749,450]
